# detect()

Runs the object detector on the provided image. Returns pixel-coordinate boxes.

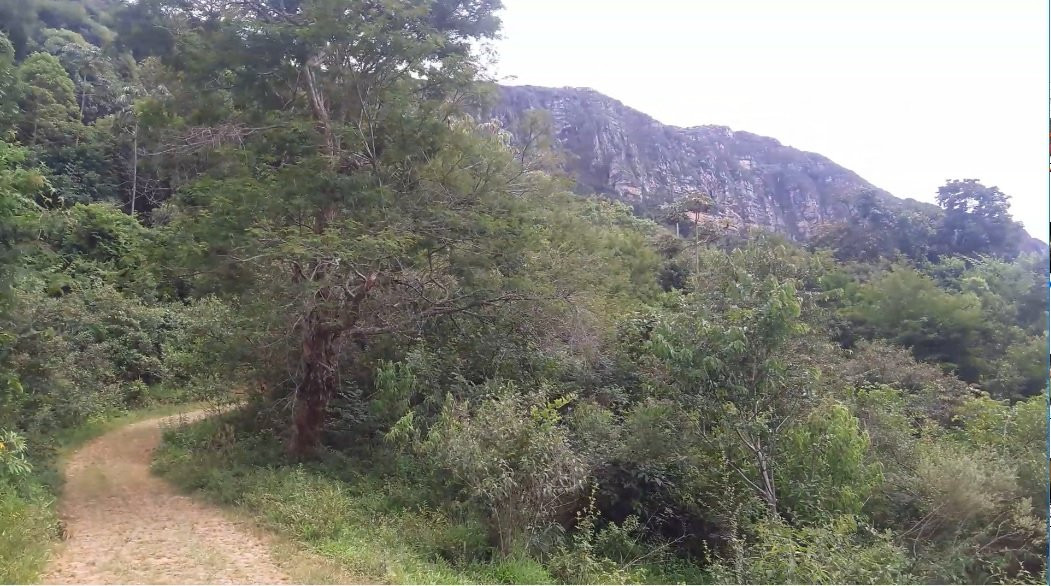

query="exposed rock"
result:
[488,85,939,241]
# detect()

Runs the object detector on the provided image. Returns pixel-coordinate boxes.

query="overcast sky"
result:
[489,0,1048,241]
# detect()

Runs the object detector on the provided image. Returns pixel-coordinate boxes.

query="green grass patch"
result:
[152,411,712,585]
[0,480,55,584]
[153,414,560,584]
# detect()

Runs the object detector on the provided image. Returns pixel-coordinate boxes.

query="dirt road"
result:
[42,411,293,584]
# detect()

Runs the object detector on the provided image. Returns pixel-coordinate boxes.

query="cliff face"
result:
[489,85,930,241]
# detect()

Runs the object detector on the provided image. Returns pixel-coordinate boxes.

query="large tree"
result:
[15,51,77,146]
[148,0,574,455]
[935,179,1018,259]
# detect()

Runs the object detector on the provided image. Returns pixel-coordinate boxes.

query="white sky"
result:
[490,0,1048,242]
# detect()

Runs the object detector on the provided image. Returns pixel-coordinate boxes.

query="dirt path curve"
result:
[42,411,292,585]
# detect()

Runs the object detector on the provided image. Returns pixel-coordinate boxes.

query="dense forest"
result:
[0,0,1047,583]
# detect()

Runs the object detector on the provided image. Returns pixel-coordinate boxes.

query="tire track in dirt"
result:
[42,411,293,585]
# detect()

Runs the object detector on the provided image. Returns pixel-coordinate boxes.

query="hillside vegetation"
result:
[0,0,1046,583]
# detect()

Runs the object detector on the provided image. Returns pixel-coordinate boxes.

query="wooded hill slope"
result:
[491,84,1044,255]
[0,1,1047,583]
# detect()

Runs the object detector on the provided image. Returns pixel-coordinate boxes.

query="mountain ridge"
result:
[488,84,1041,250]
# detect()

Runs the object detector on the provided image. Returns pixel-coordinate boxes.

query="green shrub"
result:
[0,481,56,584]
[0,429,32,481]
[423,384,588,554]
[777,401,883,523]
[160,296,240,401]
[547,489,707,585]
[0,429,56,583]
[844,265,985,380]
[5,284,166,432]
[548,509,650,584]
[904,440,1045,582]
[708,515,913,584]
[483,555,554,584]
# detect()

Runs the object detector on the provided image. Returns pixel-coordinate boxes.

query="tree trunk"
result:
[130,126,138,214]
[304,57,339,164]
[79,78,87,121]
[290,316,341,457]
[694,214,701,280]
[756,450,778,517]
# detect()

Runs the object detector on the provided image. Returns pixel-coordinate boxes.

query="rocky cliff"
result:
[488,85,936,241]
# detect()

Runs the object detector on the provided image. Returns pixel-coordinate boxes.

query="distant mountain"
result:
[489,85,1042,252]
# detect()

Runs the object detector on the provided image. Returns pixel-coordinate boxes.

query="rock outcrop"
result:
[488,85,937,241]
